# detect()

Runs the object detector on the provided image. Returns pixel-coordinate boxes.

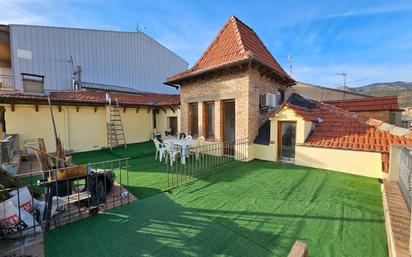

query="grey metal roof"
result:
[80,81,143,94]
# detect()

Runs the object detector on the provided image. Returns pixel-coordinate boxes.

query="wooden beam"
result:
[156,108,159,114]
[136,107,140,113]
[76,106,80,112]
[94,106,97,113]
[35,104,39,112]
[160,107,166,113]
[11,104,15,112]
[123,107,127,113]
[177,105,180,110]
[147,107,151,113]
[58,105,62,112]
[169,106,175,113]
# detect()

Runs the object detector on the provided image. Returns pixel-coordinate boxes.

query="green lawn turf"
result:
[45,158,388,257]
[71,141,169,199]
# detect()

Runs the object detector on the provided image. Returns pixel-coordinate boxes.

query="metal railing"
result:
[0,134,19,164]
[165,138,249,189]
[0,75,14,90]
[399,148,412,208]
[0,158,130,256]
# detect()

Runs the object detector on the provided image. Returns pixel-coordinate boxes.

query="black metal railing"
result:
[0,158,130,256]
[165,138,249,189]
[0,134,19,164]
[399,147,412,208]
[0,75,14,90]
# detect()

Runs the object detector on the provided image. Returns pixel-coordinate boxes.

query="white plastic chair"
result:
[193,136,205,160]
[164,141,180,165]
[153,139,166,161]
[185,135,192,140]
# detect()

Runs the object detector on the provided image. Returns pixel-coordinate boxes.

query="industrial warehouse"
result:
[0,11,411,257]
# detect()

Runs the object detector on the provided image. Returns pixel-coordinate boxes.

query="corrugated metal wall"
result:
[9,25,187,94]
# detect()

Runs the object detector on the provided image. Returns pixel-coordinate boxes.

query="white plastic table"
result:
[164,139,197,164]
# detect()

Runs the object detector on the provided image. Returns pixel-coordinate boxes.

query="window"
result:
[389,112,396,125]
[204,102,215,139]
[22,73,45,94]
[168,117,178,136]
[189,103,199,137]
[278,90,285,105]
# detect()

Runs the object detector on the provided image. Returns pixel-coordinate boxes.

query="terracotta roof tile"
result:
[325,96,400,112]
[0,90,179,106]
[278,95,412,173]
[166,16,292,84]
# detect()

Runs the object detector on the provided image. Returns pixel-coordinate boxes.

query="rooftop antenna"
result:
[136,23,145,32]
[335,72,347,88]
[288,54,293,75]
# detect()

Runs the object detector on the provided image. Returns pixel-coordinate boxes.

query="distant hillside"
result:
[348,81,412,107]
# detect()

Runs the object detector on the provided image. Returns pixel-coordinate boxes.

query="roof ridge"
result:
[191,16,241,71]
[230,16,247,56]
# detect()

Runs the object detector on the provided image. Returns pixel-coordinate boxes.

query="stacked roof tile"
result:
[166,16,292,84]
[0,90,180,106]
[325,96,400,112]
[275,94,412,172]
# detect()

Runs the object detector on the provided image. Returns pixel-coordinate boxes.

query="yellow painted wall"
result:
[295,145,383,178]
[118,107,153,144]
[256,106,313,161]
[65,106,106,152]
[4,104,66,153]
[250,143,277,162]
[3,103,176,153]
[155,108,180,138]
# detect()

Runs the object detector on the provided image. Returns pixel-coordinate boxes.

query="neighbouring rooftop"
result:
[0,90,180,106]
[273,94,412,171]
[325,96,402,112]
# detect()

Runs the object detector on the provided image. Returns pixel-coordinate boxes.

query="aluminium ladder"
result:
[107,97,127,149]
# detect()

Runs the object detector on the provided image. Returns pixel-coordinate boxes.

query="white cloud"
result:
[324,2,412,19]
[294,63,412,88]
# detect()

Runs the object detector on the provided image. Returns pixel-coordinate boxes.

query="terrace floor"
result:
[45,142,388,257]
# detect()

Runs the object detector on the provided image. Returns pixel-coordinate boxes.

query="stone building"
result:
[165,16,294,142]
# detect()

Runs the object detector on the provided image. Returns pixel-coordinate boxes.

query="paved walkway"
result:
[383,180,411,257]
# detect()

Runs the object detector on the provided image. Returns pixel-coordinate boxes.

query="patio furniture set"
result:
[153,135,205,165]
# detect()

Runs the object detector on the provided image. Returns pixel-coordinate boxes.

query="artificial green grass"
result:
[72,141,168,199]
[45,159,388,257]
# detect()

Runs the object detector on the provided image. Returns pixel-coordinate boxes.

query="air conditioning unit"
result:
[260,93,278,109]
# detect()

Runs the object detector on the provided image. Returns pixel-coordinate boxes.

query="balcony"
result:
[0,74,14,90]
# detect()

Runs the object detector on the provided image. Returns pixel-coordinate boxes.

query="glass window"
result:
[204,102,215,139]
[189,103,198,137]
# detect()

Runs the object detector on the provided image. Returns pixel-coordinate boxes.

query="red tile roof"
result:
[325,96,400,112]
[274,96,412,172]
[166,16,293,84]
[0,90,180,106]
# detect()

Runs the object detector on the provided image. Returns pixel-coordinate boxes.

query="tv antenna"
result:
[335,72,347,88]
[136,23,146,32]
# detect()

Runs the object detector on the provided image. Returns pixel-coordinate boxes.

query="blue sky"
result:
[1,0,411,88]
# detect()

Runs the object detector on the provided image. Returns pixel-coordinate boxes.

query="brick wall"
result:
[180,67,285,141]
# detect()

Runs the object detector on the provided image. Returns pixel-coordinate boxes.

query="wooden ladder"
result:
[107,97,127,149]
